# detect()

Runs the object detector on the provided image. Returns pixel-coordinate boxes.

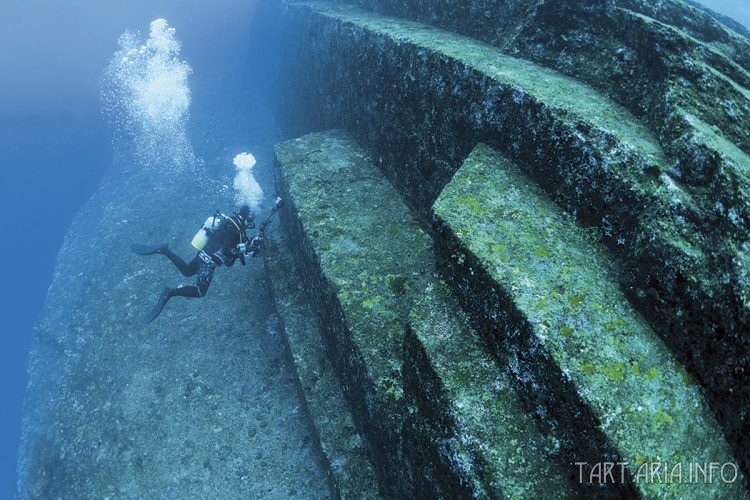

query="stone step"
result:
[273,129,579,497]
[274,129,434,497]
[273,1,750,474]
[404,280,577,498]
[280,2,667,207]
[262,236,381,499]
[432,143,748,498]
[348,0,750,156]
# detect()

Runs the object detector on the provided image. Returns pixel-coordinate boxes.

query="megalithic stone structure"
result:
[433,143,747,498]
[273,130,583,497]
[263,236,380,498]
[264,0,750,481]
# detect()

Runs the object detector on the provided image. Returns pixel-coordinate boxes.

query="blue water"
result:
[1,1,263,496]
[698,0,750,30]
[2,0,748,497]
[0,109,111,499]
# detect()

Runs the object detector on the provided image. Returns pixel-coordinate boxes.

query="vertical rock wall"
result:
[267,0,750,483]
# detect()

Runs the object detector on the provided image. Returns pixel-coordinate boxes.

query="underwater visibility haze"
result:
[5,0,750,497]
[2,0,289,496]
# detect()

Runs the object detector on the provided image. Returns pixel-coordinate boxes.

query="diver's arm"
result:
[231,242,246,266]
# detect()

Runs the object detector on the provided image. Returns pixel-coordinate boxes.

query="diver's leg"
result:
[131,243,198,277]
[195,260,214,297]
[171,261,214,298]
[161,250,200,277]
[143,261,214,324]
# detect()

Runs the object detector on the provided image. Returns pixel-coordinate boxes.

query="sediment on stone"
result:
[432,143,747,498]
[341,0,750,215]
[274,129,435,496]
[270,2,750,474]
[274,129,586,497]
[404,280,580,498]
[263,235,381,499]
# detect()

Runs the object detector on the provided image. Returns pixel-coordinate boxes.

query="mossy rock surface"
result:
[263,237,381,499]
[277,1,665,208]
[433,143,748,498]
[274,129,434,496]
[276,129,586,496]
[340,0,750,194]
[405,280,578,498]
[271,1,750,475]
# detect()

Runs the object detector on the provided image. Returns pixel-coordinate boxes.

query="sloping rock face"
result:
[337,3,750,461]
[265,0,750,485]
[272,127,746,497]
[274,130,435,496]
[18,97,334,495]
[20,175,329,498]
[263,235,380,498]
[342,0,750,161]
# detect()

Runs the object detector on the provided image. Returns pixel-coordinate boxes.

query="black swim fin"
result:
[143,288,172,325]
[131,243,168,255]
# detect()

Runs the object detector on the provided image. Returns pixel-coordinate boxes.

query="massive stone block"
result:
[263,237,380,498]
[276,2,666,215]
[404,281,578,498]
[274,130,583,496]
[342,0,750,165]
[271,2,750,475]
[433,143,747,498]
[274,129,435,496]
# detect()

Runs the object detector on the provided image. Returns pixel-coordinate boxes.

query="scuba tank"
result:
[191,214,222,250]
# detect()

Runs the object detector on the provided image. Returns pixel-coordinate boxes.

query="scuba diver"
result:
[132,198,282,325]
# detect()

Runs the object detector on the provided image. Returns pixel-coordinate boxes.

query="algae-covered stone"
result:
[263,237,380,499]
[274,129,434,496]
[433,144,748,498]
[271,2,750,475]
[276,1,666,212]
[343,0,750,202]
[405,280,579,498]
[275,130,584,496]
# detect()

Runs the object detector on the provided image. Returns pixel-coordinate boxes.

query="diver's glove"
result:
[233,243,247,265]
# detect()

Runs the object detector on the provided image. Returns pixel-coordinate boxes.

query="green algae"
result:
[644,367,660,381]
[275,129,434,495]
[407,281,576,498]
[602,363,626,383]
[580,362,597,375]
[433,143,747,497]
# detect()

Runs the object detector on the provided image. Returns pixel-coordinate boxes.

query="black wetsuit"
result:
[162,214,248,298]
